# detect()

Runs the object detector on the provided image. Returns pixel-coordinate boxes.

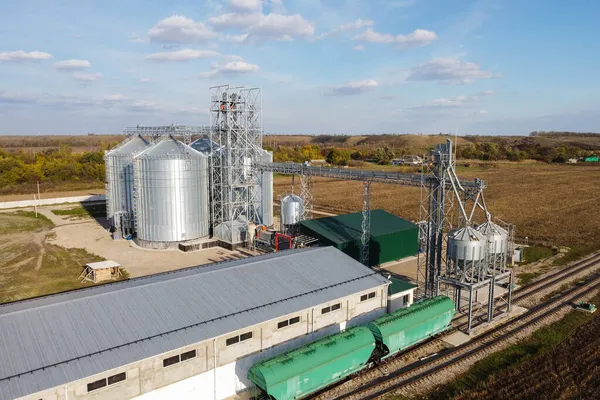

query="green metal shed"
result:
[585,155,599,162]
[297,209,418,266]
[367,296,455,358]
[247,326,375,400]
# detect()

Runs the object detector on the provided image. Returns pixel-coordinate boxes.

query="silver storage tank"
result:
[259,149,274,227]
[476,221,508,254]
[448,226,486,261]
[280,194,305,227]
[133,137,210,249]
[447,226,487,282]
[104,135,150,238]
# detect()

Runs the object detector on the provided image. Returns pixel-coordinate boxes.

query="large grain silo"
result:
[105,134,150,238]
[133,136,210,249]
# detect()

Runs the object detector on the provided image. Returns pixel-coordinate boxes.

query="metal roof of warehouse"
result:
[0,247,388,400]
[298,209,418,245]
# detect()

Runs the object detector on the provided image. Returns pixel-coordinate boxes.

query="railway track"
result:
[311,254,600,400]
[339,272,600,400]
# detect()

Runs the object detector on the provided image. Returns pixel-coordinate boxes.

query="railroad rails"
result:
[452,252,600,329]
[311,253,600,400]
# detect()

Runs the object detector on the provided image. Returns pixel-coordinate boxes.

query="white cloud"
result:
[318,19,374,39]
[407,58,497,84]
[225,33,250,43]
[125,100,161,112]
[72,72,103,82]
[352,44,365,51]
[354,28,437,48]
[413,90,494,110]
[104,94,128,102]
[139,78,152,83]
[54,59,91,70]
[223,54,245,61]
[209,12,314,41]
[229,0,262,12]
[199,60,260,78]
[146,48,220,61]
[269,0,286,14]
[0,90,38,104]
[0,50,52,62]
[148,15,216,43]
[323,79,379,96]
[209,13,261,29]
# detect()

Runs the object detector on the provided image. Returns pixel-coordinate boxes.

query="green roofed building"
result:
[298,209,419,267]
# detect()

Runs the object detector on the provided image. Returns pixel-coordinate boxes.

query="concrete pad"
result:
[34,206,251,278]
[376,256,418,282]
[468,305,528,337]
[442,330,471,347]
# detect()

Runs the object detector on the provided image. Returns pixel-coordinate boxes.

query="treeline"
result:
[265,144,398,166]
[0,146,105,194]
[530,131,600,137]
[267,141,598,165]
[457,142,596,162]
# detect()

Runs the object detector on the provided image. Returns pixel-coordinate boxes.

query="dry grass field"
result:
[0,211,125,303]
[274,162,600,249]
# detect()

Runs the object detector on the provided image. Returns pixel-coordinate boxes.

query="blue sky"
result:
[1,0,599,135]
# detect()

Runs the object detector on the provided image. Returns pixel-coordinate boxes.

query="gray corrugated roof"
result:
[136,136,206,160]
[106,134,149,156]
[0,247,388,400]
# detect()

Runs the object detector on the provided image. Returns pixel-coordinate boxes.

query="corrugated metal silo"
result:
[104,134,150,238]
[133,136,210,248]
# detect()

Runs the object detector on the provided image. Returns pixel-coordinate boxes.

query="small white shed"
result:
[387,277,417,313]
[79,260,121,283]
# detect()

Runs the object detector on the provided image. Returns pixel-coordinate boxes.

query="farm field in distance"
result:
[275,162,600,252]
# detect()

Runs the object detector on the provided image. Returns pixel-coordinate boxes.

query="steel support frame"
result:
[209,85,263,238]
[360,180,372,266]
[299,174,313,221]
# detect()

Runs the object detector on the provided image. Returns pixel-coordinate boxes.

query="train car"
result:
[248,326,375,400]
[247,296,455,400]
[367,295,455,359]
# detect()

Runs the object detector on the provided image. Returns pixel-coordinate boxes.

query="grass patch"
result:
[0,211,54,234]
[421,292,600,400]
[0,244,127,304]
[521,246,555,265]
[516,272,542,285]
[52,203,106,219]
[553,245,600,267]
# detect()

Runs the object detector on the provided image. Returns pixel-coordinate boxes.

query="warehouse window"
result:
[107,372,126,385]
[181,349,197,362]
[278,316,301,329]
[322,303,341,314]
[87,372,126,393]
[87,378,107,392]
[163,349,197,368]
[163,355,180,368]
[361,292,376,302]
[226,331,253,346]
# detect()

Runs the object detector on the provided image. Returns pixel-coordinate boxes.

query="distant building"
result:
[391,155,423,166]
[298,209,419,266]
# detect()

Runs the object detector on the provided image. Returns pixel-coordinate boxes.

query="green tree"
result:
[375,146,395,165]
